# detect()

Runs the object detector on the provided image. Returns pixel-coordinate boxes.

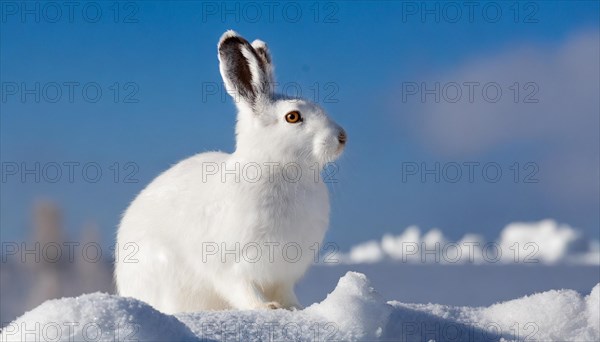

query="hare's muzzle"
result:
[338,129,347,145]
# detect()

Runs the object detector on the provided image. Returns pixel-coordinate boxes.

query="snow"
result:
[0,293,196,341]
[303,272,391,340]
[2,272,598,341]
[342,219,600,266]
[387,283,600,341]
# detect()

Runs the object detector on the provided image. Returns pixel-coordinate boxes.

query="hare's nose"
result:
[338,130,347,145]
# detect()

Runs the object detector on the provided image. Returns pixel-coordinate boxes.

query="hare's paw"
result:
[264,301,302,311]
[264,301,283,310]
[287,303,304,311]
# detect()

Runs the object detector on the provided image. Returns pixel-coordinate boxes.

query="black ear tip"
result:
[218,30,248,51]
[251,40,268,51]
[220,30,240,41]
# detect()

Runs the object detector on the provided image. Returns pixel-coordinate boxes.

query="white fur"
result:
[115,31,346,313]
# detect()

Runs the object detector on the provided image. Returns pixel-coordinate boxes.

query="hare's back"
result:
[117,151,230,238]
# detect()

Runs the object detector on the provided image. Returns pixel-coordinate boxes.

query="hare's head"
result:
[218,31,346,165]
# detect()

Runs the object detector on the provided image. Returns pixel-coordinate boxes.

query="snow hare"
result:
[115,31,346,313]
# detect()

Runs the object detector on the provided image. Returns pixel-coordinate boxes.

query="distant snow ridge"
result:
[2,272,599,341]
[342,219,600,265]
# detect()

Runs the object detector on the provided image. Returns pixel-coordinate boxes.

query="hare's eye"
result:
[285,111,302,124]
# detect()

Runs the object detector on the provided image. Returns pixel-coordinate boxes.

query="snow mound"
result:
[387,282,600,341]
[341,219,600,265]
[0,293,196,341]
[2,273,598,341]
[303,272,391,339]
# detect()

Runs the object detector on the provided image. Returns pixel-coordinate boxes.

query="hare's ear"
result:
[218,31,271,109]
[251,39,275,86]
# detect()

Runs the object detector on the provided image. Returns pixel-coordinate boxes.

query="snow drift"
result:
[342,219,600,265]
[2,272,598,341]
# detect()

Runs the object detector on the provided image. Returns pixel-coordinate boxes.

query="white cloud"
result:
[411,29,599,157]
[340,219,600,265]
[404,28,600,205]
[498,219,587,264]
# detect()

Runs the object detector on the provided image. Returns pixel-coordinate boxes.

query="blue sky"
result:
[1,1,599,250]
